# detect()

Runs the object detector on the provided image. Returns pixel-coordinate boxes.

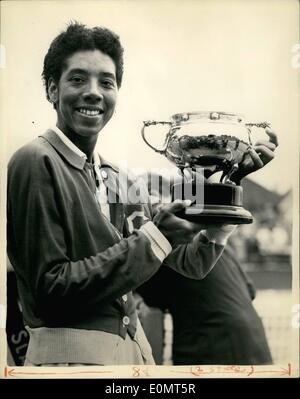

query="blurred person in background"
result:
[137,241,272,365]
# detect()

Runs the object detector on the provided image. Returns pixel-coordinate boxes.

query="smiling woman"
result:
[40,23,124,161]
[47,50,118,159]
[7,20,240,367]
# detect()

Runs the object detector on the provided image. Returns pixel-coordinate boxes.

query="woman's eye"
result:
[102,80,115,88]
[70,76,84,84]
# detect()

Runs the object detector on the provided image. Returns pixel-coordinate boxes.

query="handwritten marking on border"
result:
[4,364,292,378]
[4,367,114,377]
[132,366,151,377]
[170,364,291,378]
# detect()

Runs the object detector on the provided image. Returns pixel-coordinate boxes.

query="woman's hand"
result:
[153,200,235,246]
[231,128,278,184]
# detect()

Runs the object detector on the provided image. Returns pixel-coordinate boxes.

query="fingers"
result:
[251,128,277,167]
[154,200,191,227]
[232,127,278,182]
[158,199,192,214]
[247,148,264,169]
[265,127,279,147]
[253,145,275,164]
[254,126,278,150]
[154,201,237,245]
[253,140,276,151]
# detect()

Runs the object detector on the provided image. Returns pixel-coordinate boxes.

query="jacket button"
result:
[122,316,130,326]
[122,294,128,302]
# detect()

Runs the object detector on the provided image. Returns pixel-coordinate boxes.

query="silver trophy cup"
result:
[142,111,270,224]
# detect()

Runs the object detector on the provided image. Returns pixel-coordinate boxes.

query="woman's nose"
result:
[83,79,103,101]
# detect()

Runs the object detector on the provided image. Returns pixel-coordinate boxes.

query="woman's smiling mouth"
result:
[76,107,104,117]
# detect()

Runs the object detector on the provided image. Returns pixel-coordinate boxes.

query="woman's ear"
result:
[48,77,59,104]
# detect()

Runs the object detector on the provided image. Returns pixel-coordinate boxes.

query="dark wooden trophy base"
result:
[172,182,253,225]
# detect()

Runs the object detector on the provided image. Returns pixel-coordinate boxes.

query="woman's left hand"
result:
[231,127,278,184]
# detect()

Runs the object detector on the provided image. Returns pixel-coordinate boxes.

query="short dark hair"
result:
[42,21,124,101]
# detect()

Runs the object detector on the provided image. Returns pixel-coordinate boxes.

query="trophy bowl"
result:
[142,111,270,224]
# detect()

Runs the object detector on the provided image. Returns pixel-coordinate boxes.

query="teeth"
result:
[78,108,101,116]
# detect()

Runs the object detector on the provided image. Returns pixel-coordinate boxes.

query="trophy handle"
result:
[141,120,172,154]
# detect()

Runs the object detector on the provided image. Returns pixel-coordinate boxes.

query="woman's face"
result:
[48,49,118,139]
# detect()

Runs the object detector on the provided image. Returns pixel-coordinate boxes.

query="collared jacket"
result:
[7,130,225,340]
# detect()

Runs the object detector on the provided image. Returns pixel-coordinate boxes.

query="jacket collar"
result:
[40,130,86,170]
[50,125,87,159]
[40,129,118,172]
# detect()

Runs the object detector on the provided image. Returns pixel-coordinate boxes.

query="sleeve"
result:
[164,232,226,279]
[142,172,234,280]
[7,146,164,314]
